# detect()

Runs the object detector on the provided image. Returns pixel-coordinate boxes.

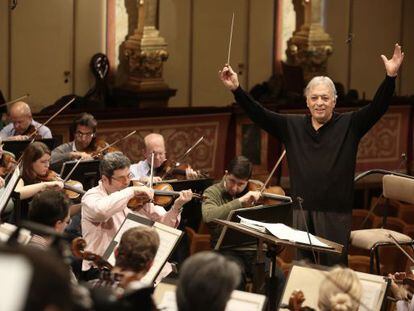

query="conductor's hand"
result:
[239,190,261,207]
[219,65,240,91]
[132,186,154,201]
[173,189,193,211]
[382,43,404,77]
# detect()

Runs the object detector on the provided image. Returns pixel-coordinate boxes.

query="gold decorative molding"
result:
[286,0,333,81]
[123,0,169,90]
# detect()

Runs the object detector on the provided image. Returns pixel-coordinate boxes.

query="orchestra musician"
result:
[219,43,405,266]
[130,133,198,183]
[13,142,64,221]
[202,156,285,302]
[0,101,52,141]
[50,113,99,172]
[81,151,193,280]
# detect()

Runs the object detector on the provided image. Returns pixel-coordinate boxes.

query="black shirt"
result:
[233,76,396,213]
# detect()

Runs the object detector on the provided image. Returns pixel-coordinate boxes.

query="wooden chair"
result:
[350,174,414,274]
[185,222,212,255]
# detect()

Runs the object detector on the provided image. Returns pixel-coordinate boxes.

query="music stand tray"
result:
[60,159,100,191]
[215,202,293,250]
[3,138,56,159]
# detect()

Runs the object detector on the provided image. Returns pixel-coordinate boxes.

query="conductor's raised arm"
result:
[219,65,240,91]
[382,43,404,77]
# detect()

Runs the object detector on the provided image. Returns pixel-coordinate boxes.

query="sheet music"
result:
[157,288,266,311]
[141,222,182,284]
[238,216,331,248]
[0,255,32,311]
[281,265,388,311]
[104,214,182,285]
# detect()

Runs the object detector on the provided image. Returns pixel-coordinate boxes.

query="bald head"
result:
[9,101,33,134]
[10,101,32,117]
[143,133,166,168]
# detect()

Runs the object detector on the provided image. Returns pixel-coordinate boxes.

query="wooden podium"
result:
[213,219,343,311]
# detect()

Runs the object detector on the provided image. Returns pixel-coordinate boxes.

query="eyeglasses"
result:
[75,131,95,138]
[111,173,133,183]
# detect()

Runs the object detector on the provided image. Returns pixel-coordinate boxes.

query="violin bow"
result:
[63,158,83,183]
[0,93,29,108]
[175,136,204,164]
[388,232,414,265]
[226,12,235,65]
[259,149,286,195]
[149,152,155,190]
[95,130,137,156]
[28,96,76,139]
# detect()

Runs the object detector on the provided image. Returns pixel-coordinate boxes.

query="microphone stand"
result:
[297,197,317,264]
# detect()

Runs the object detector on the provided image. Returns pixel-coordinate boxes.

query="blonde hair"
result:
[318,267,362,311]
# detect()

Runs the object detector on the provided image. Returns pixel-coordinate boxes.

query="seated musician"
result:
[13,142,63,221]
[130,133,198,183]
[90,227,160,311]
[0,101,52,141]
[27,190,71,249]
[287,266,362,311]
[50,113,97,172]
[81,151,193,279]
[202,155,285,301]
[176,251,241,311]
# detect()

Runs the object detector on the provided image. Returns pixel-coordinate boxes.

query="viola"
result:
[247,180,292,205]
[127,180,203,210]
[71,237,113,270]
[39,170,85,199]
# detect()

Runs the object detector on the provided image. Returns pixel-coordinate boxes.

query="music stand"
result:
[60,159,100,191]
[103,213,183,285]
[216,202,293,250]
[0,166,20,217]
[214,218,342,311]
[3,138,56,159]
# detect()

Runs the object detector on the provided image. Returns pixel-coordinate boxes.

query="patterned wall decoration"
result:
[44,113,231,180]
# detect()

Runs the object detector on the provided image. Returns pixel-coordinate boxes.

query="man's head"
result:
[176,251,241,311]
[143,133,166,169]
[224,156,252,197]
[100,152,132,193]
[29,190,71,233]
[71,113,97,150]
[115,227,159,275]
[9,101,32,134]
[305,76,337,127]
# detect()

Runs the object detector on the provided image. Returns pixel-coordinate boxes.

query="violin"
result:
[0,153,18,177]
[39,170,85,199]
[85,131,136,159]
[127,180,203,210]
[247,180,292,205]
[71,237,113,270]
[158,160,208,180]
[286,290,315,311]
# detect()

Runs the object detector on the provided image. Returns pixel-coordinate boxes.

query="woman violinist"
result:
[13,142,64,221]
[50,113,114,172]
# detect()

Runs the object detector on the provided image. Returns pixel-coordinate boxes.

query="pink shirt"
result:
[81,181,180,271]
